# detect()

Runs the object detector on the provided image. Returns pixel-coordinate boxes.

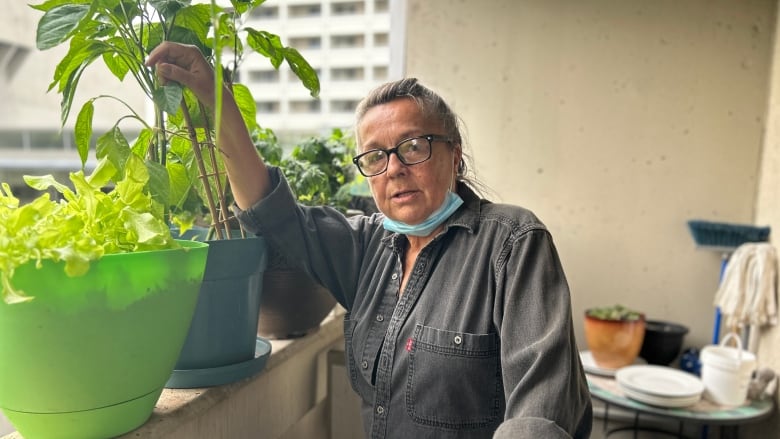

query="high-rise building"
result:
[0,0,401,196]
[240,0,397,138]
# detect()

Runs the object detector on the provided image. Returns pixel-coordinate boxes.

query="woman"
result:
[147,42,592,439]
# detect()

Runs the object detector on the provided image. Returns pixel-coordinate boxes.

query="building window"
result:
[29,130,68,150]
[256,101,281,114]
[289,36,322,50]
[0,130,25,148]
[373,32,389,47]
[331,99,360,113]
[331,34,365,49]
[331,67,364,81]
[289,4,321,18]
[373,66,388,81]
[331,1,364,15]
[290,100,321,114]
[374,0,389,13]
[249,5,278,19]
[248,69,280,83]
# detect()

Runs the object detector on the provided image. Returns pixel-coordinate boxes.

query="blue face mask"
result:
[382,190,464,237]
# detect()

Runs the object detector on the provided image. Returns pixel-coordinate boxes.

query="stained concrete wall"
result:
[405,0,778,434]
[404,0,773,351]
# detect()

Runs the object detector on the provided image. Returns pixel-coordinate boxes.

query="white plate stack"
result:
[615,365,705,408]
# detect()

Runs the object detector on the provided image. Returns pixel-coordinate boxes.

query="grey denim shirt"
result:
[236,167,592,439]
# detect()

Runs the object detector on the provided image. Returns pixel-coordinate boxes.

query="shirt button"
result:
[376,405,385,415]
[376,314,384,322]
[454,335,463,345]
[391,273,398,280]
[361,360,369,369]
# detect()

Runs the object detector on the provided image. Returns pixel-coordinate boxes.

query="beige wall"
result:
[405,0,778,432]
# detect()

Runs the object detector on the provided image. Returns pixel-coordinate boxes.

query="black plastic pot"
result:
[639,320,689,365]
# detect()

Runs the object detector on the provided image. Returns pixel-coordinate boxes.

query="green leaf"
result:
[30,0,91,13]
[23,174,74,197]
[232,83,258,132]
[56,39,111,125]
[74,100,94,168]
[245,28,284,68]
[145,159,171,209]
[149,0,190,19]
[101,44,132,81]
[153,84,184,115]
[172,4,213,47]
[36,4,91,50]
[86,156,119,188]
[166,161,193,209]
[95,126,132,177]
[283,47,320,98]
[131,128,155,158]
[230,0,265,15]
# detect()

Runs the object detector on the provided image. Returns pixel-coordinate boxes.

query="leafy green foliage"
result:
[30,0,320,231]
[586,304,643,321]
[254,128,358,212]
[0,155,177,304]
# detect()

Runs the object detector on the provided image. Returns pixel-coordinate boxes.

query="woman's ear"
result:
[454,144,463,174]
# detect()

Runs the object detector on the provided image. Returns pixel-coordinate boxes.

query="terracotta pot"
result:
[258,268,337,339]
[584,311,646,369]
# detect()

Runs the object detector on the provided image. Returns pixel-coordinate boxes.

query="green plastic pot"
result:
[0,240,209,439]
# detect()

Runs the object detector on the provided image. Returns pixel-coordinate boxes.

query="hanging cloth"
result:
[714,243,778,335]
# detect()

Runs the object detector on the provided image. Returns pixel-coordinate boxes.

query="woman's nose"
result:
[385,152,407,176]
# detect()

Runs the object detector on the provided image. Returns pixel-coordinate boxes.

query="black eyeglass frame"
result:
[352,134,452,177]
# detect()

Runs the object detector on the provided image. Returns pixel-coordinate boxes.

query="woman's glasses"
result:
[352,134,451,177]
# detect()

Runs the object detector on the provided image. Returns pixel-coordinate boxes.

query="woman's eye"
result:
[364,151,384,165]
[401,141,419,153]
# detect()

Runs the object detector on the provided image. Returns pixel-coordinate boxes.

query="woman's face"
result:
[357,98,461,225]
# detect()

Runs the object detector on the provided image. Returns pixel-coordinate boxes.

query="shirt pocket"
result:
[406,324,502,430]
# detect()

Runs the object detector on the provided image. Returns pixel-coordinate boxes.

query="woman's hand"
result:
[146,41,271,208]
[145,41,217,107]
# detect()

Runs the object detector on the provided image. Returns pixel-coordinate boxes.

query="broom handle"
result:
[712,254,730,344]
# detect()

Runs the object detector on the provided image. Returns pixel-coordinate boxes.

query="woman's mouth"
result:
[391,190,417,201]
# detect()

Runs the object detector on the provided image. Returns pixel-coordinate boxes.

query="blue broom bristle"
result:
[687,220,771,248]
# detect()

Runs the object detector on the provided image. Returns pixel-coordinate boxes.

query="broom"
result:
[687,219,771,344]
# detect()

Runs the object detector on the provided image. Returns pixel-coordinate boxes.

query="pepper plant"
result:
[32,0,319,238]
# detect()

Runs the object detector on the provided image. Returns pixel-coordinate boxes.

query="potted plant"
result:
[0,157,209,438]
[31,0,319,388]
[252,127,365,338]
[584,304,646,369]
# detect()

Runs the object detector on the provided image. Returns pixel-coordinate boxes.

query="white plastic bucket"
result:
[700,332,757,406]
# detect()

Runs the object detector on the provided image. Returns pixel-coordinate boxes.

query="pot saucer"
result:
[165,338,272,389]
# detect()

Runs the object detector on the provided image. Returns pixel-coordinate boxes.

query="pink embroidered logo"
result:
[405,338,414,352]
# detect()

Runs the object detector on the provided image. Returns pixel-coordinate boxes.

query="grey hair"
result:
[354,78,485,194]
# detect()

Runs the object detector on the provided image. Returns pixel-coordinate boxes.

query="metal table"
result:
[587,373,773,438]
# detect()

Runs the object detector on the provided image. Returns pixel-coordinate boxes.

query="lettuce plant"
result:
[0,155,175,303]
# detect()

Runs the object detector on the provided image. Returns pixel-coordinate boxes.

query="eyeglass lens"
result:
[356,137,432,176]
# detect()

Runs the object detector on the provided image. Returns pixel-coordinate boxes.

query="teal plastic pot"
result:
[167,236,268,386]
[0,241,209,439]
